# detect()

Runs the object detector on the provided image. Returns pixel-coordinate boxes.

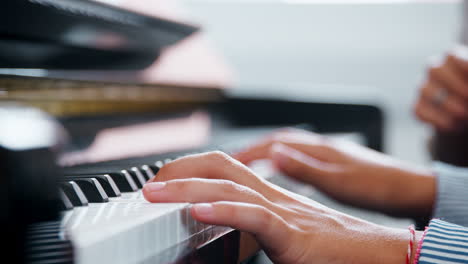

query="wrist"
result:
[410,230,425,264]
[405,168,436,220]
[385,165,436,219]
[372,226,410,264]
[374,227,424,264]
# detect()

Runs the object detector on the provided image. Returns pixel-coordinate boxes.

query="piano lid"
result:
[0,0,234,89]
[0,0,199,70]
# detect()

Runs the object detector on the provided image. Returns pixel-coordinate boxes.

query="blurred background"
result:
[174,0,462,165]
[2,1,464,263]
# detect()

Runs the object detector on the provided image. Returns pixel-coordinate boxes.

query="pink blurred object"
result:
[99,0,234,89]
[60,111,211,166]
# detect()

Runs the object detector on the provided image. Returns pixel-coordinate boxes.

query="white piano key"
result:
[62,160,283,263]
[63,189,215,264]
[58,132,364,263]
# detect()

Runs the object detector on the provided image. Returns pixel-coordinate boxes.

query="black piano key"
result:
[84,151,184,167]
[26,241,72,253]
[66,172,137,192]
[63,165,124,176]
[58,189,73,210]
[106,172,138,192]
[140,165,155,180]
[121,170,142,188]
[99,174,121,197]
[155,160,164,169]
[25,221,74,264]
[150,164,161,174]
[26,243,74,263]
[143,161,164,180]
[64,165,139,192]
[130,167,147,186]
[60,182,88,206]
[68,165,142,189]
[94,174,121,197]
[28,221,62,229]
[73,178,109,203]
[64,175,121,197]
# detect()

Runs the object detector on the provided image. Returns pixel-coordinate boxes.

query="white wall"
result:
[182,0,462,164]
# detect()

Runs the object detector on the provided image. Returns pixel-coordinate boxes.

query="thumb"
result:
[270,143,339,185]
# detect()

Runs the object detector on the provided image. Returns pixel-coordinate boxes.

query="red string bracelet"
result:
[406,225,416,264]
[413,226,429,264]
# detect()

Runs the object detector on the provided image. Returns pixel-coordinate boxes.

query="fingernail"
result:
[192,203,214,216]
[271,144,289,167]
[144,182,166,192]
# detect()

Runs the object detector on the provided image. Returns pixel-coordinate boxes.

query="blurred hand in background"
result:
[235,129,435,219]
[414,45,468,132]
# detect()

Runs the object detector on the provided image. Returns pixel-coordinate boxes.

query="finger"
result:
[414,98,457,131]
[235,131,335,165]
[149,151,261,186]
[429,59,468,100]
[233,129,306,164]
[449,46,468,73]
[143,178,275,210]
[191,202,292,256]
[420,81,468,119]
[270,143,341,186]
[146,151,292,203]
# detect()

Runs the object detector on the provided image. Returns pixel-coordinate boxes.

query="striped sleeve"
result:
[433,162,468,227]
[418,219,468,264]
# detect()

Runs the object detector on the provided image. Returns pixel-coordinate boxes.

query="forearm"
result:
[373,163,436,219]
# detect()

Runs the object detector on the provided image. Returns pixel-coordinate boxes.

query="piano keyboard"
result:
[50,154,234,264]
[25,131,371,264]
[26,221,74,264]
[20,125,278,264]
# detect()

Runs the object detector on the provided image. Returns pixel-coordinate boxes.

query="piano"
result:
[4,95,385,264]
[1,1,387,263]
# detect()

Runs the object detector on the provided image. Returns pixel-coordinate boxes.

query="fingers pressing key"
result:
[143,178,275,212]
[146,151,297,204]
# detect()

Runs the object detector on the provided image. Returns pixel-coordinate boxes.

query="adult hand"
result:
[414,45,468,132]
[143,151,417,264]
[234,129,436,219]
